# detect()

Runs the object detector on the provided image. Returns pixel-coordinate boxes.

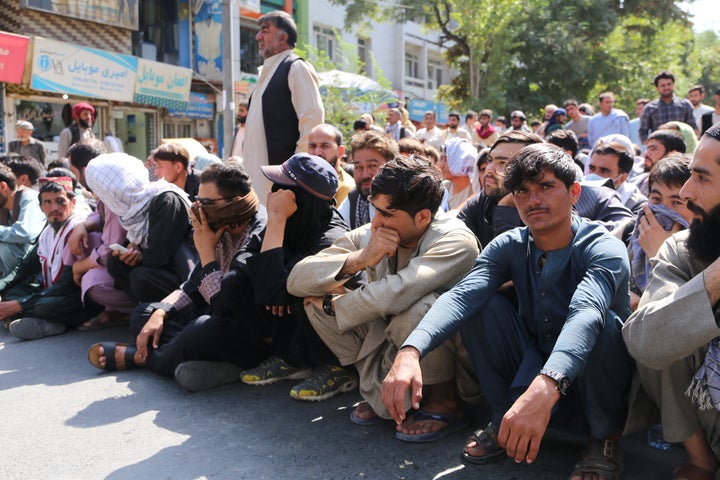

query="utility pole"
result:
[222,0,240,159]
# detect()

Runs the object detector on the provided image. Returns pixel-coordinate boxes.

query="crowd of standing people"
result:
[4,8,720,480]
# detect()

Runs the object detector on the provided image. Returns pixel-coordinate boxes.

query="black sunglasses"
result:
[192,195,237,206]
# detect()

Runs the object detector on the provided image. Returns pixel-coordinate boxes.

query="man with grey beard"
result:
[623,123,720,480]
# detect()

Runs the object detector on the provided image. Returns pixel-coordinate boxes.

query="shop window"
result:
[14,99,100,143]
[135,0,180,64]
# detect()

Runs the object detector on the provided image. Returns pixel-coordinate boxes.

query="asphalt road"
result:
[1,324,685,479]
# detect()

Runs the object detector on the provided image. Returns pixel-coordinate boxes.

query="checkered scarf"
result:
[85,153,190,248]
[629,203,688,292]
[687,337,720,411]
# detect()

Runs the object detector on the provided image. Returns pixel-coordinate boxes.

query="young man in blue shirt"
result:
[383,143,633,479]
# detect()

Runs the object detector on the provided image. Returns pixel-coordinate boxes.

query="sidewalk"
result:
[1,325,684,479]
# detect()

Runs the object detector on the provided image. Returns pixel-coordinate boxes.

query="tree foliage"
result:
[327,0,714,119]
[295,38,394,142]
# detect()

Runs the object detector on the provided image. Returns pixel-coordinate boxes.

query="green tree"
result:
[295,37,395,141]
[590,14,695,114]
[328,0,698,116]
[688,30,720,101]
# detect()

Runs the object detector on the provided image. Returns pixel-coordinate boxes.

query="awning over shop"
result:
[0,32,30,84]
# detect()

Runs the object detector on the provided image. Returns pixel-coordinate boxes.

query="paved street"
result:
[2,324,684,480]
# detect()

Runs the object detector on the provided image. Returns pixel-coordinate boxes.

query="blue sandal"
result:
[395,410,469,443]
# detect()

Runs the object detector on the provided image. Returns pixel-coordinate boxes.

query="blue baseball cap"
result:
[261,153,339,201]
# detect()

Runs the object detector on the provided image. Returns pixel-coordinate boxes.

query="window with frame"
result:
[240,23,261,74]
[314,25,337,61]
[405,51,419,79]
[427,60,443,90]
[358,37,371,76]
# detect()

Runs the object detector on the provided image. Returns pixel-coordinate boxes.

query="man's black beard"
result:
[485,184,509,201]
[50,219,66,232]
[686,201,720,264]
[78,118,91,129]
[237,115,247,125]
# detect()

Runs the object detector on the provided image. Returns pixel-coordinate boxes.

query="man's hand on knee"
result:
[382,346,423,425]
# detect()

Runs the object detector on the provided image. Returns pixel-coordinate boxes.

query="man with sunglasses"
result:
[87,161,268,381]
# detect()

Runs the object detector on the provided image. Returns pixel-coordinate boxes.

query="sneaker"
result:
[240,356,311,386]
[174,361,244,392]
[290,365,358,402]
[9,317,66,340]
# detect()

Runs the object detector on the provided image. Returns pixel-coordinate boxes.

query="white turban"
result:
[86,152,189,247]
[444,138,477,177]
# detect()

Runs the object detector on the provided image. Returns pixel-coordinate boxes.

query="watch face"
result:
[558,377,570,396]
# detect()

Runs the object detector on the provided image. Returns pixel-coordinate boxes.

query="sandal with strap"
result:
[569,438,623,480]
[87,342,139,372]
[672,464,715,480]
[462,423,506,464]
[350,401,387,426]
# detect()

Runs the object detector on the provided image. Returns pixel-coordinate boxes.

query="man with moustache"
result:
[289,156,479,440]
[308,123,355,205]
[623,123,720,480]
[337,130,398,229]
[457,130,543,247]
[639,71,697,143]
[384,144,632,479]
[441,112,472,145]
[230,102,248,159]
[243,10,324,202]
[2,175,90,339]
[57,103,95,161]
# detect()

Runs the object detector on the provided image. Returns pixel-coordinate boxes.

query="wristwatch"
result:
[539,368,570,396]
[322,294,337,316]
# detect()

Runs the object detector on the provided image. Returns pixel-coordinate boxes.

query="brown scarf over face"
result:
[192,189,260,231]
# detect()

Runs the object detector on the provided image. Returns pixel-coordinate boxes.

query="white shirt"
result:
[416,126,444,150]
[693,104,714,127]
[244,49,324,203]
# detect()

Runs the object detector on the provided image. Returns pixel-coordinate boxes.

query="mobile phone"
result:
[108,243,129,254]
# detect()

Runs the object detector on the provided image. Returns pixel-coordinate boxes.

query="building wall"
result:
[0,0,131,53]
[301,0,448,104]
